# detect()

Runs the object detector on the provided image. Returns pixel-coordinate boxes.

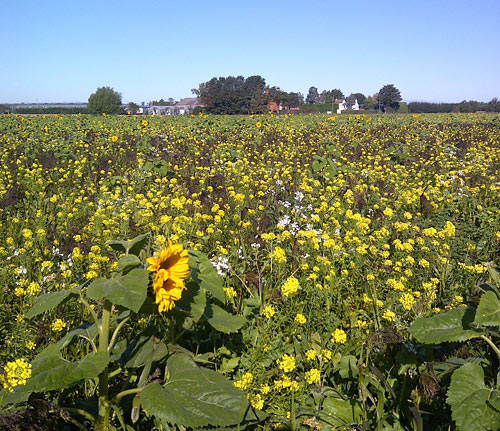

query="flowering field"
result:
[1,112,500,430]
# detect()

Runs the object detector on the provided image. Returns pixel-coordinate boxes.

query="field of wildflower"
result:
[1,112,500,430]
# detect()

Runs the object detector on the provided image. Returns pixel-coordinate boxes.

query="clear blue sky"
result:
[1,0,499,103]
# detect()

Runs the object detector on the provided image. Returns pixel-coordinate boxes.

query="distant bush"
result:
[12,107,87,115]
[299,103,338,113]
[397,102,409,113]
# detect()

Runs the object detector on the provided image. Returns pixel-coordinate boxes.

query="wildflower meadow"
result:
[1,112,500,430]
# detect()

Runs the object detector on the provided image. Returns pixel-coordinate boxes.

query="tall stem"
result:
[481,335,500,361]
[97,300,112,430]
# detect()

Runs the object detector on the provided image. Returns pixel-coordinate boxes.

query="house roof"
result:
[176,97,199,106]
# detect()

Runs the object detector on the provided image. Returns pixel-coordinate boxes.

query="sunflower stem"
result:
[97,300,112,430]
[108,316,130,352]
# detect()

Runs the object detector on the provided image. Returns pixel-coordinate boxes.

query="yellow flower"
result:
[224,287,237,298]
[234,372,253,390]
[147,240,190,313]
[305,368,321,384]
[256,121,262,128]
[142,119,148,126]
[250,393,264,410]
[305,349,317,361]
[281,276,299,297]
[331,328,347,344]
[0,358,32,392]
[52,318,67,332]
[261,305,275,318]
[382,309,396,322]
[277,354,296,373]
[270,246,286,263]
[294,313,306,324]
[111,135,118,142]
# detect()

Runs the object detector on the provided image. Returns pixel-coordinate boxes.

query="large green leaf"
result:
[204,304,246,334]
[175,281,207,322]
[116,254,142,273]
[141,354,259,428]
[119,328,168,368]
[447,363,500,430]
[107,233,149,256]
[189,250,225,303]
[86,268,149,313]
[475,291,500,328]
[409,307,480,343]
[320,394,362,426]
[56,323,98,349]
[23,350,109,393]
[339,355,358,379]
[25,289,76,319]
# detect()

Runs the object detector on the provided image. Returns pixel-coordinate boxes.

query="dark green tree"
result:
[306,86,319,104]
[127,102,140,114]
[318,89,344,104]
[193,75,268,114]
[87,87,122,114]
[351,92,366,105]
[378,84,402,111]
[488,98,500,112]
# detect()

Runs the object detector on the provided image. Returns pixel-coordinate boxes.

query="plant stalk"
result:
[97,300,112,430]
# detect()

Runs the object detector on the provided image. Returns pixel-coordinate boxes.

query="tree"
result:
[378,84,402,111]
[193,75,268,114]
[87,87,122,114]
[306,86,319,104]
[351,92,366,106]
[363,95,375,110]
[127,102,139,114]
[488,98,500,112]
[318,89,344,104]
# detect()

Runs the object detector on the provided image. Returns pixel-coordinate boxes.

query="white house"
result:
[336,98,360,114]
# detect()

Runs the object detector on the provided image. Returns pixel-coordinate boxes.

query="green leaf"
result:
[409,307,481,344]
[119,328,168,368]
[487,264,500,288]
[321,394,362,426]
[141,354,258,428]
[56,323,98,349]
[339,355,358,379]
[204,304,246,334]
[25,289,76,319]
[475,291,500,327]
[107,233,149,256]
[116,255,142,273]
[447,363,500,430]
[189,250,225,303]
[87,268,149,313]
[25,350,109,392]
[0,387,31,408]
[175,281,207,322]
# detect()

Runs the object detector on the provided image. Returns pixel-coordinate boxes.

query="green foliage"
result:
[397,102,409,113]
[378,84,402,111]
[409,306,480,343]
[409,270,500,431]
[447,363,500,431]
[1,235,252,430]
[193,75,268,114]
[86,268,149,313]
[299,103,337,113]
[306,86,319,104]
[87,86,122,115]
[25,289,78,320]
[141,354,261,429]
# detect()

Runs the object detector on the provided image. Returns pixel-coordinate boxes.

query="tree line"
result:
[408,99,500,113]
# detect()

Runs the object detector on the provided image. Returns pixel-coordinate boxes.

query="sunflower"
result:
[147,241,189,312]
